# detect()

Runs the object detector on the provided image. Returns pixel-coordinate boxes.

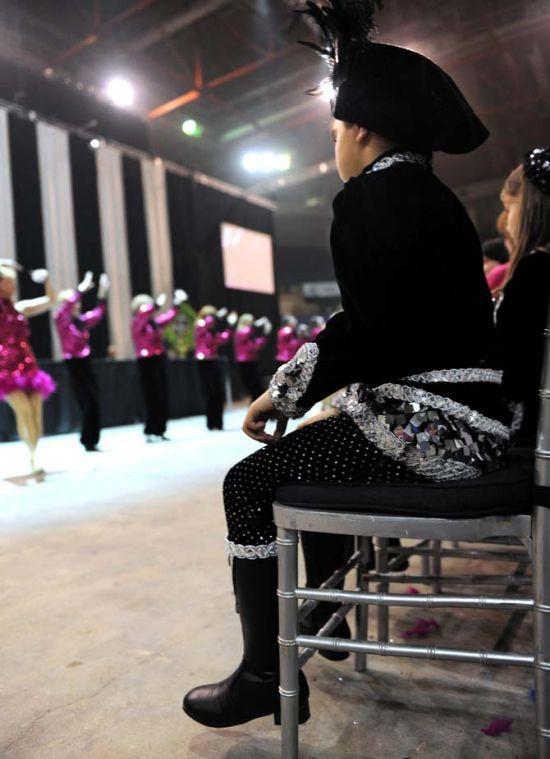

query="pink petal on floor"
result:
[481,718,513,736]
[406,586,420,595]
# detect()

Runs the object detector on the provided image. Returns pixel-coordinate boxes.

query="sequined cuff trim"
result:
[404,368,503,385]
[269,342,320,419]
[225,538,278,560]
[375,383,511,441]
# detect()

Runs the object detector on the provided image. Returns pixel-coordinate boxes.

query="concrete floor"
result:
[0,409,535,758]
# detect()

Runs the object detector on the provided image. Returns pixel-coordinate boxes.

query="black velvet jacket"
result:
[271,149,502,419]
[496,248,550,443]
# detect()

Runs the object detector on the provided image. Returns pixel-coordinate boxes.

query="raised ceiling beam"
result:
[147,45,296,119]
[47,0,157,67]
[129,0,234,54]
[148,90,201,120]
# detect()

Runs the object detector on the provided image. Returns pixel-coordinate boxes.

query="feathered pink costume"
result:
[0,298,56,400]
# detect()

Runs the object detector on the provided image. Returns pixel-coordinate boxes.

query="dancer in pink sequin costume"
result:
[275,315,306,363]
[234,314,272,401]
[194,306,237,430]
[0,261,57,472]
[308,315,326,341]
[54,271,109,452]
[131,289,188,442]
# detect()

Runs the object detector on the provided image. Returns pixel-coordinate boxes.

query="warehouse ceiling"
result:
[1,0,549,215]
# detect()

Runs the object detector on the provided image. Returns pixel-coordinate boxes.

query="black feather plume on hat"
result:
[296,0,383,88]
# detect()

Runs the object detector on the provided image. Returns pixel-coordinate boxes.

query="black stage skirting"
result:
[0,358,244,442]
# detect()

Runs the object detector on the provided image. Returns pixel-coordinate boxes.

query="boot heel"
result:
[273,700,311,726]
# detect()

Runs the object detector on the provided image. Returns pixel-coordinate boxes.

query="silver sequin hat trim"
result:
[269,342,320,419]
[404,368,503,385]
[225,537,278,560]
[335,386,481,482]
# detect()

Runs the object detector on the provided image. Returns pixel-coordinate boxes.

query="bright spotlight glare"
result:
[318,78,335,103]
[182,119,198,136]
[105,77,135,108]
[89,138,101,150]
[242,151,292,175]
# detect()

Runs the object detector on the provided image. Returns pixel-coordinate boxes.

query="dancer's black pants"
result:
[65,357,101,449]
[197,360,225,430]
[237,361,265,401]
[137,354,169,436]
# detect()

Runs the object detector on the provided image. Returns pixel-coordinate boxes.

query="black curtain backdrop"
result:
[69,133,109,358]
[122,155,152,297]
[190,183,279,370]
[8,112,52,358]
[165,171,199,302]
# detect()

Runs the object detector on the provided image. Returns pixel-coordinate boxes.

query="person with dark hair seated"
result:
[183,0,514,728]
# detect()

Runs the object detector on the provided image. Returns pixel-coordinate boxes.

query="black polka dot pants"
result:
[224,413,422,558]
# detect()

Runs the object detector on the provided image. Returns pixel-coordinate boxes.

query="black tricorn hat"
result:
[298,0,489,155]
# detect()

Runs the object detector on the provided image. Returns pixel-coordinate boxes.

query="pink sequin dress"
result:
[0,298,56,400]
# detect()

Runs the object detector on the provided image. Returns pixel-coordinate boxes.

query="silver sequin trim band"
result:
[375,383,511,441]
[269,342,320,419]
[366,151,428,175]
[225,538,278,560]
[404,368,503,385]
[335,386,480,482]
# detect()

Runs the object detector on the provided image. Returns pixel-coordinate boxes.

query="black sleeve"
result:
[496,251,550,401]
[269,310,357,417]
[269,181,389,418]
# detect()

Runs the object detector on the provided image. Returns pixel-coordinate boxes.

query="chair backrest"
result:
[535,303,550,491]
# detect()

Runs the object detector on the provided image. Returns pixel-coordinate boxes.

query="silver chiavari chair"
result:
[274,319,550,759]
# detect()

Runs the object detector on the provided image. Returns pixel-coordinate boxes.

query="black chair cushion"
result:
[275,460,533,520]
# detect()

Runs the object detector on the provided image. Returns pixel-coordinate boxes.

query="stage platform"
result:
[0,410,535,758]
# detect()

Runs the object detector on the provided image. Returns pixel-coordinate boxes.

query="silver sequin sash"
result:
[336,380,510,482]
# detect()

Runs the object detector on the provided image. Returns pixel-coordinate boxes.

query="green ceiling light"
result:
[182,119,203,138]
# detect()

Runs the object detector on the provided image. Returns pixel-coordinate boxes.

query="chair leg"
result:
[355,535,371,672]
[277,526,300,759]
[421,547,431,577]
[376,537,389,642]
[533,505,550,758]
[432,540,442,594]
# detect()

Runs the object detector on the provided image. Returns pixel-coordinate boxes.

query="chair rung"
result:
[365,573,532,586]
[296,587,534,611]
[386,546,529,562]
[298,603,355,668]
[295,635,534,667]
[298,552,359,623]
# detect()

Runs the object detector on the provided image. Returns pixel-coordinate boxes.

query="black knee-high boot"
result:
[300,532,357,661]
[183,557,310,728]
